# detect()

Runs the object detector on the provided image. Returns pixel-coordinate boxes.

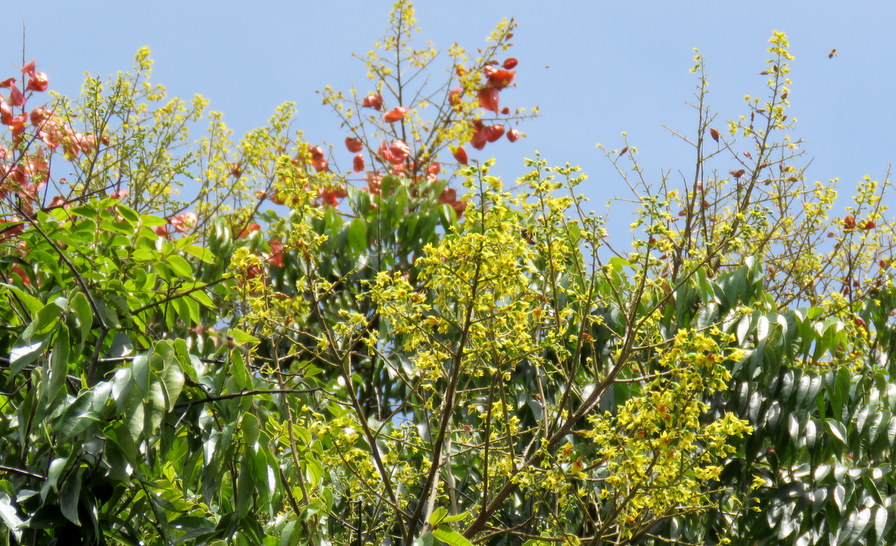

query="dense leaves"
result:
[0,4,894,546]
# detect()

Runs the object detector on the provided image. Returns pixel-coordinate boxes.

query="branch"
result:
[131,276,229,315]
[174,388,319,409]
[0,464,45,480]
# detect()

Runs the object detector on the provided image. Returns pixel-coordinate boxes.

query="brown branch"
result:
[0,464,45,481]
[173,388,319,409]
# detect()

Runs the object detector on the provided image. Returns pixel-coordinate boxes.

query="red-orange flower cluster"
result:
[309,145,328,172]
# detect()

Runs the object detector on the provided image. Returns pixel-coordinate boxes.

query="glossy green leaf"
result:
[166,254,194,278]
[1,282,42,315]
[69,291,93,347]
[827,419,847,447]
[59,470,82,525]
[0,493,23,542]
[432,525,474,546]
[47,325,70,406]
[229,328,260,346]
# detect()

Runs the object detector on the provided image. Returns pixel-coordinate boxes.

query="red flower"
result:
[502,58,518,70]
[8,115,27,138]
[318,185,347,207]
[152,224,169,238]
[21,60,36,76]
[383,106,409,123]
[439,187,467,218]
[366,171,383,196]
[483,66,516,90]
[478,87,499,113]
[378,139,411,164]
[267,238,285,268]
[8,83,25,107]
[8,263,30,286]
[362,93,383,110]
[308,145,328,172]
[26,72,48,93]
[439,187,457,204]
[109,188,129,200]
[0,216,24,241]
[353,154,365,173]
[470,121,488,150]
[238,223,261,238]
[427,162,441,178]
[486,124,505,143]
[29,107,51,127]
[0,97,12,124]
[507,129,521,142]
[345,137,364,153]
[452,147,468,165]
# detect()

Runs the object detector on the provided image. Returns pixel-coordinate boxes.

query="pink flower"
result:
[169,211,198,233]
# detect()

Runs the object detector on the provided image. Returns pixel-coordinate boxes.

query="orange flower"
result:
[383,106,409,123]
[362,93,383,110]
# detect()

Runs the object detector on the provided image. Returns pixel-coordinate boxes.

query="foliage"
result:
[0,4,894,546]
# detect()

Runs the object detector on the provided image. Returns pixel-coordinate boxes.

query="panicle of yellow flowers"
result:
[583,329,752,540]
[373,161,546,384]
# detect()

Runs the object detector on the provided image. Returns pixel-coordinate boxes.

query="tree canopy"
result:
[1,3,894,545]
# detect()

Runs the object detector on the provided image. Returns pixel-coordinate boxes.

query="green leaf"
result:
[183,244,216,264]
[59,470,82,525]
[832,484,845,511]
[304,452,324,488]
[56,391,101,440]
[432,525,474,546]
[69,292,93,347]
[347,218,368,255]
[160,358,185,412]
[230,350,252,391]
[229,328,260,346]
[141,214,168,227]
[827,419,847,447]
[874,506,887,540]
[1,282,43,315]
[414,533,435,546]
[9,339,49,375]
[429,507,448,526]
[241,413,260,447]
[236,454,254,517]
[0,492,23,542]
[189,290,215,310]
[47,326,70,406]
[440,511,468,524]
[117,204,140,224]
[132,354,150,394]
[166,254,194,278]
[42,457,69,499]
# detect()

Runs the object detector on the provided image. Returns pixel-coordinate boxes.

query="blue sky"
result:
[3,1,894,236]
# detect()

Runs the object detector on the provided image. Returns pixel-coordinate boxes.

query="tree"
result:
[0,3,894,545]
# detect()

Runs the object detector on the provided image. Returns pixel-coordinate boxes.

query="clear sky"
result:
[3,1,894,238]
